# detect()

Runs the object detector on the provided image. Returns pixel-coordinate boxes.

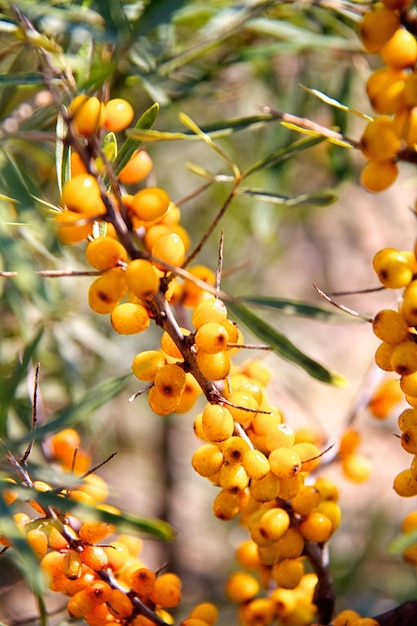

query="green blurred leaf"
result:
[0,72,44,86]
[242,135,325,179]
[389,530,417,555]
[55,112,69,196]
[0,327,44,436]
[10,374,131,447]
[237,296,356,322]
[237,188,337,207]
[10,485,174,541]
[227,301,346,385]
[126,113,275,144]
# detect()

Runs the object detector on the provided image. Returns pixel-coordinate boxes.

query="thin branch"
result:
[21,362,41,464]
[313,284,372,322]
[183,183,238,268]
[216,229,224,296]
[304,541,335,625]
[261,106,359,148]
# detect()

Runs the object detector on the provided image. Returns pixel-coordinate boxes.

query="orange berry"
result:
[125,259,160,298]
[85,237,127,271]
[68,95,105,136]
[151,232,185,270]
[360,159,398,193]
[104,98,134,132]
[130,187,170,222]
[381,28,417,69]
[110,302,150,335]
[118,150,153,185]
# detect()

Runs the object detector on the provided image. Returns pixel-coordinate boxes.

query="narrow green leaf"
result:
[10,486,174,542]
[126,113,275,144]
[227,301,346,385]
[113,103,160,176]
[242,135,325,179]
[301,85,372,120]
[0,328,44,435]
[102,132,118,163]
[237,188,337,207]
[237,296,356,323]
[389,529,417,555]
[10,374,131,447]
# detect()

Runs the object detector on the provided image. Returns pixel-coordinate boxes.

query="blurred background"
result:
[1,1,417,624]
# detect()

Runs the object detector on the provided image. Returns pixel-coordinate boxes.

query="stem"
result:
[303,541,335,625]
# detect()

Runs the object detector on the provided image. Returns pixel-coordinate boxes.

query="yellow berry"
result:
[104,98,134,132]
[110,302,150,334]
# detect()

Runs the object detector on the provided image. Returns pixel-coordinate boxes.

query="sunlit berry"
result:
[381,28,417,69]
[118,150,153,185]
[125,259,160,298]
[104,98,134,132]
[85,236,127,271]
[225,571,259,604]
[68,94,105,136]
[359,7,400,53]
[132,350,167,381]
[110,302,150,334]
[151,232,185,270]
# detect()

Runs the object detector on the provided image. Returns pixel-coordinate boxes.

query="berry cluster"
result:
[49,92,385,625]
[1,427,217,626]
[370,244,417,566]
[358,0,417,192]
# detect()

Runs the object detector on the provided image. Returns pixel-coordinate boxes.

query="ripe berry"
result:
[268,447,302,479]
[256,507,290,542]
[271,558,304,589]
[68,95,105,136]
[390,339,417,375]
[360,159,398,193]
[132,350,167,381]
[372,309,409,344]
[130,567,156,596]
[85,237,127,271]
[154,363,186,398]
[148,385,182,415]
[110,302,150,334]
[360,117,401,161]
[366,67,406,114]
[130,187,170,222]
[394,468,417,496]
[195,322,230,354]
[125,259,160,298]
[191,297,228,329]
[118,150,153,185]
[196,350,231,380]
[359,8,400,53]
[88,267,128,314]
[381,28,417,69]
[225,571,259,604]
[55,210,93,243]
[243,449,270,480]
[192,444,224,477]
[201,404,234,442]
[151,232,185,270]
[299,511,333,542]
[104,98,134,132]
[212,489,241,520]
[372,248,413,289]
[149,573,182,608]
[342,453,372,482]
[62,174,105,216]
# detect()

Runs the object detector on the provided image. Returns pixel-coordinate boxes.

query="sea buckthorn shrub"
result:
[4,3,417,626]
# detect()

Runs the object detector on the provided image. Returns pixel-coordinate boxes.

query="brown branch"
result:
[304,541,335,625]
[373,600,417,626]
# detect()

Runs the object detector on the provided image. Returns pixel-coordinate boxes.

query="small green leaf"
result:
[237,296,356,323]
[227,301,346,385]
[237,188,337,207]
[102,132,118,163]
[242,135,325,179]
[301,85,372,120]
